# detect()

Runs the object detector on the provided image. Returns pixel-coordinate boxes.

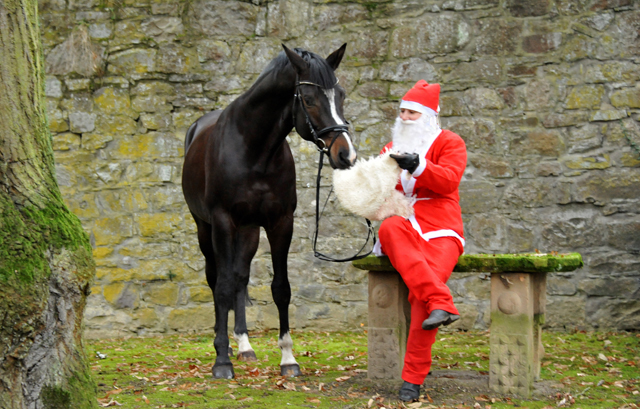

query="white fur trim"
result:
[411,154,428,178]
[333,153,415,221]
[400,100,437,116]
[278,332,298,366]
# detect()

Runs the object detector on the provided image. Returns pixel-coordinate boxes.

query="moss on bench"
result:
[353,253,583,273]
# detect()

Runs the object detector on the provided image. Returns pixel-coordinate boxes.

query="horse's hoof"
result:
[237,350,257,362]
[281,364,302,377]
[212,363,235,379]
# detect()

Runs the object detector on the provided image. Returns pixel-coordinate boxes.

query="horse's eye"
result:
[302,95,315,107]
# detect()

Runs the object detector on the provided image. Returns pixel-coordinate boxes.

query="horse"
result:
[181,44,357,379]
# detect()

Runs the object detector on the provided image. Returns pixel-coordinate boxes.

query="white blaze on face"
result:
[234,332,254,354]
[323,88,357,163]
[278,331,298,366]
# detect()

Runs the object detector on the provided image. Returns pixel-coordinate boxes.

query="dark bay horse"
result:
[181,44,356,379]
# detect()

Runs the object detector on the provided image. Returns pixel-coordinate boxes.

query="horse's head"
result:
[283,44,357,170]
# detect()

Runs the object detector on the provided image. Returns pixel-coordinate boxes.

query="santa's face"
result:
[399,108,422,121]
[392,110,441,154]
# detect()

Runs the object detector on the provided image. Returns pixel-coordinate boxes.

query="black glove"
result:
[390,153,420,173]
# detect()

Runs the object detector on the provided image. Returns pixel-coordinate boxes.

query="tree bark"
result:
[0,0,97,408]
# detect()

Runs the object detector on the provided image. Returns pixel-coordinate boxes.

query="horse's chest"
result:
[229,181,294,225]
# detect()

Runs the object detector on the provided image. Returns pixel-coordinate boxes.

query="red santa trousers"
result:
[378,216,462,384]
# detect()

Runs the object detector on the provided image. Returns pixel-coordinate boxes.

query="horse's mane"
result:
[257,48,337,88]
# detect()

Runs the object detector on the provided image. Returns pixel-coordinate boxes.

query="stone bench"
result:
[352,252,584,398]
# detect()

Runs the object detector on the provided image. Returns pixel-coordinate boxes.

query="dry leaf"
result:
[335,376,351,382]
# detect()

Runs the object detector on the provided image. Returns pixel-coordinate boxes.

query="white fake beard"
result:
[391,115,441,154]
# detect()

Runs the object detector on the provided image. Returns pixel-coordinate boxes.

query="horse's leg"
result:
[232,226,260,362]
[209,213,237,379]
[266,216,302,377]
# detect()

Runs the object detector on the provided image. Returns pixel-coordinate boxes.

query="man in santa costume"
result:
[374,80,467,402]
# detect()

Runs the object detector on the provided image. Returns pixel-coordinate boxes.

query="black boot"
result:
[398,381,421,402]
[422,309,459,330]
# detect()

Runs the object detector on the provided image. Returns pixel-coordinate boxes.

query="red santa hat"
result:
[399,80,440,116]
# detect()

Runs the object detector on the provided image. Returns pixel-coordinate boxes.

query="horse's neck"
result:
[231,70,296,161]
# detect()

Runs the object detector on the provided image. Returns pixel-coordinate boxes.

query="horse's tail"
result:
[184,121,198,155]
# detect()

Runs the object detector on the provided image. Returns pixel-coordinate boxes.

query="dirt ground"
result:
[338,370,560,407]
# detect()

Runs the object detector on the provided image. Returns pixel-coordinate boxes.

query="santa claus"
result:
[378,80,468,402]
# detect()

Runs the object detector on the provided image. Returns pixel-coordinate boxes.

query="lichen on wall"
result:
[39,0,640,336]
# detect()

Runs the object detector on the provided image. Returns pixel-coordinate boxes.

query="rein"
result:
[293,79,375,262]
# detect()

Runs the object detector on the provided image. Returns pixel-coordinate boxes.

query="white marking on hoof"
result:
[278,332,298,366]
[233,332,254,355]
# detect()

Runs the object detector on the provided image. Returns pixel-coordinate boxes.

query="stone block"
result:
[443,58,502,84]
[65,79,91,91]
[52,132,81,151]
[511,130,565,157]
[545,296,586,330]
[464,88,504,110]
[167,305,216,332]
[136,212,183,237]
[189,286,213,303]
[575,168,640,203]
[566,123,604,153]
[474,18,522,55]
[507,0,550,16]
[379,58,437,83]
[69,111,96,133]
[523,33,562,53]
[132,94,173,113]
[547,274,577,296]
[94,87,137,118]
[563,154,611,170]
[104,282,139,309]
[445,117,498,153]
[133,308,159,328]
[611,86,640,109]
[141,113,172,130]
[459,181,501,214]
[585,298,640,331]
[143,282,180,306]
[112,132,183,160]
[565,85,605,109]
[93,216,134,246]
[81,133,113,151]
[156,44,200,74]
[48,109,69,132]
[188,0,258,37]
[107,48,157,77]
[45,76,63,98]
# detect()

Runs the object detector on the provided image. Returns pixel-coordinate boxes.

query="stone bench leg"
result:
[367,270,411,379]
[489,272,547,397]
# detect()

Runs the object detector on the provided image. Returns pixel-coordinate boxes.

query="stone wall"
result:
[39,0,640,337]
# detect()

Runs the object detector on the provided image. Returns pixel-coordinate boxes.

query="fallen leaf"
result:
[335,376,351,382]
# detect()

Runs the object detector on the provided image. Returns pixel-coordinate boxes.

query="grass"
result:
[86,330,640,409]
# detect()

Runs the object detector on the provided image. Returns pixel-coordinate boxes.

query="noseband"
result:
[293,79,351,153]
[292,78,374,262]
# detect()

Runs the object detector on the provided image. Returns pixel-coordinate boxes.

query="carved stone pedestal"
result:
[367,271,411,379]
[353,253,583,397]
[489,272,546,397]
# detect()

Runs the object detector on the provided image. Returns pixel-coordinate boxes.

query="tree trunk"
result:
[0,0,97,408]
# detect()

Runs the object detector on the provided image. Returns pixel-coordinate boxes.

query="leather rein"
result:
[293,79,374,262]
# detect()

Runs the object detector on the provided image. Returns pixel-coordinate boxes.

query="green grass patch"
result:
[87,330,640,408]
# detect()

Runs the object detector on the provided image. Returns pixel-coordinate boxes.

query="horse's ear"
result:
[326,43,347,71]
[282,44,308,76]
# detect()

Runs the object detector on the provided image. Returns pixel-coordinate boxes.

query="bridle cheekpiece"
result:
[293,78,351,153]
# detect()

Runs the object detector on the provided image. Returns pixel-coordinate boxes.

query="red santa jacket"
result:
[381,129,467,250]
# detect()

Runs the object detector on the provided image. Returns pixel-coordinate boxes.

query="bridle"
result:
[292,78,374,262]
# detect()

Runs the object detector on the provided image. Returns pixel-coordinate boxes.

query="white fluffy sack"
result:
[333,152,414,221]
